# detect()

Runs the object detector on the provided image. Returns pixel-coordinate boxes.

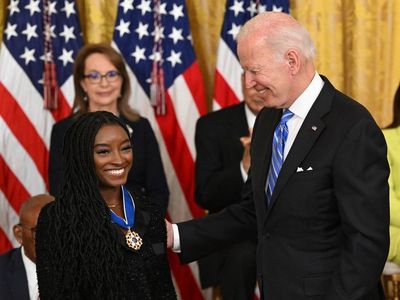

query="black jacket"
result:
[179,77,389,300]
[0,247,30,300]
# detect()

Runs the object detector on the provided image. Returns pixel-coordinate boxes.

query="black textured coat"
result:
[36,193,176,299]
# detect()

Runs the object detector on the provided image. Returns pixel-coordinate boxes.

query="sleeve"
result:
[141,118,170,216]
[326,118,390,300]
[388,225,400,265]
[48,123,64,197]
[388,153,400,226]
[384,130,400,263]
[178,174,257,264]
[194,117,245,212]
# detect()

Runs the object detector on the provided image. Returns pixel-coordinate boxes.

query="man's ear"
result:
[13,224,23,245]
[286,49,300,74]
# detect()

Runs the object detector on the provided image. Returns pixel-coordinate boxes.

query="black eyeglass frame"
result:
[83,70,121,84]
[18,223,37,239]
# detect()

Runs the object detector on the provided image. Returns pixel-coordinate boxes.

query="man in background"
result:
[0,194,54,300]
[194,74,263,299]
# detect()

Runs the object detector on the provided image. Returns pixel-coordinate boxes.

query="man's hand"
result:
[165,219,174,249]
[240,131,252,173]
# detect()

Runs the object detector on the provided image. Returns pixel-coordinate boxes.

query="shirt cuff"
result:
[172,224,181,253]
[240,162,248,182]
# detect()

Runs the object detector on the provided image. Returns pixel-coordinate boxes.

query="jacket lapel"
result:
[266,77,335,214]
[9,248,30,300]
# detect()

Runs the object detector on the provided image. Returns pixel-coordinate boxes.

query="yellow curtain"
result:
[291,0,400,127]
[0,1,6,41]
[1,0,399,126]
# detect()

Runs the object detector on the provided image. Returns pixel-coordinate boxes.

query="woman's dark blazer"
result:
[48,114,169,215]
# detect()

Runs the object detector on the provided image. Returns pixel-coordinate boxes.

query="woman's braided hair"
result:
[48,111,131,298]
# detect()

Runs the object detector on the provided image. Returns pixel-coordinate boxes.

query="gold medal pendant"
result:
[126,228,143,250]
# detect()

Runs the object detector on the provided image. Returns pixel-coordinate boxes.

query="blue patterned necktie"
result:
[266,109,294,204]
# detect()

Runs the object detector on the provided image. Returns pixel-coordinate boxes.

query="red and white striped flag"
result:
[213,0,289,110]
[112,0,207,299]
[211,2,290,299]
[0,0,83,251]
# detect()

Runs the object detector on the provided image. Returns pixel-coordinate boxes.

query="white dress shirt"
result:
[284,72,324,158]
[264,72,324,195]
[21,246,39,300]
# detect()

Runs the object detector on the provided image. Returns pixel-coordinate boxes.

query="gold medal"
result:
[126,228,143,250]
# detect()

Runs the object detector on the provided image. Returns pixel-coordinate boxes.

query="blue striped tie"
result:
[266,109,294,204]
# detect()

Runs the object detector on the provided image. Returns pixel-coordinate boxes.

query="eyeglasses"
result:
[18,223,37,240]
[83,70,121,84]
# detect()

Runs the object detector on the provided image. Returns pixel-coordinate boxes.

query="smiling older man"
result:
[167,12,389,300]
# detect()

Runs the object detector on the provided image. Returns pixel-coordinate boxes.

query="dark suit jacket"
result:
[195,102,256,287]
[178,76,389,300]
[48,114,169,215]
[0,247,30,300]
[195,102,249,213]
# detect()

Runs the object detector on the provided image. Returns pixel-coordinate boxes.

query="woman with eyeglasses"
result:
[48,43,169,216]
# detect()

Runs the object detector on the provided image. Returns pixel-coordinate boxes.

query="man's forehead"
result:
[242,64,263,72]
[20,206,40,221]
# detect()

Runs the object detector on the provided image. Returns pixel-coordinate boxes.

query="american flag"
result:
[213,0,289,110]
[211,1,289,299]
[112,0,207,299]
[0,0,82,251]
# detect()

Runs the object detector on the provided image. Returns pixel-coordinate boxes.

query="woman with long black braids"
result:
[36,111,176,299]
[48,44,169,217]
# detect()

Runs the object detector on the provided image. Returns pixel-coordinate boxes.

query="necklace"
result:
[107,203,120,208]
[109,186,143,250]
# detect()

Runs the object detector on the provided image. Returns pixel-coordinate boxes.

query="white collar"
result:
[21,246,38,299]
[244,103,257,129]
[21,246,36,274]
[289,72,324,119]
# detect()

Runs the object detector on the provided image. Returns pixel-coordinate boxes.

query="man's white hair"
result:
[238,12,316,62]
